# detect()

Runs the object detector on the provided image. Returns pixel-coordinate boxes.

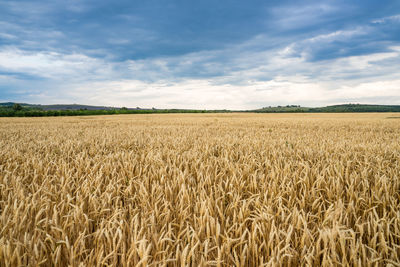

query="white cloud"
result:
[307,29,365,43]
[372,14,400,24]
[1,24,400,109]
[60,74,400,109]
[0,48,113,80]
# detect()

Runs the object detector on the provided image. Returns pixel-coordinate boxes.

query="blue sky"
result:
[0,0,400,109]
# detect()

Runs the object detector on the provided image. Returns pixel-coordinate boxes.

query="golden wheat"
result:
[0,113,399,266]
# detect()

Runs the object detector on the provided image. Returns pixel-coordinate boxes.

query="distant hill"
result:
[1,102,400,117]
[313,104,400,112]
[254,104,400,113]
[254,105,310,112]
[0,102,134,111]
[0,102,222,117]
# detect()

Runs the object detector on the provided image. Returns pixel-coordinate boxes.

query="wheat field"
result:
[0,113,399,266]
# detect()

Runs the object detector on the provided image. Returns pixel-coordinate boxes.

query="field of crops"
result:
[1,113,399,266]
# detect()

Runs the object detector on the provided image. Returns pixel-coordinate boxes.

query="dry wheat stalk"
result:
[0,113,399,266]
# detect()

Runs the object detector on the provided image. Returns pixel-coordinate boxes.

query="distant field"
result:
[1,113,399,266]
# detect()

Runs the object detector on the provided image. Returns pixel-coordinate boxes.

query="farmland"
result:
[0,113,399,266]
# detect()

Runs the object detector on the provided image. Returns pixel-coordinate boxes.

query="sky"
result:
[0,0,400,109]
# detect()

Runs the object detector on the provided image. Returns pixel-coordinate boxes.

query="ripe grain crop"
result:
[0,113,399,266]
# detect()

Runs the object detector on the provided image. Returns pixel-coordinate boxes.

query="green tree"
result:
[13,103,23,111]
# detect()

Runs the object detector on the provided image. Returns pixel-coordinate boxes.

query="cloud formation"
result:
[0,0,399,109]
